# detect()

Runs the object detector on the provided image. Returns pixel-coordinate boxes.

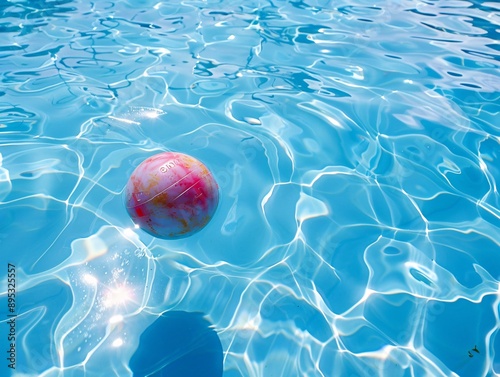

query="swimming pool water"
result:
[0,0,499,376]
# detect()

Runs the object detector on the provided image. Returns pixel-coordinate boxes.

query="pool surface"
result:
[0,0,499,376]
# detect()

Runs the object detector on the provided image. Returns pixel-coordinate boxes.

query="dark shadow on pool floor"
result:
[130,311,223,377]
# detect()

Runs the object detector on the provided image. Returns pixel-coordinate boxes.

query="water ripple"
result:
[0,0,499,376]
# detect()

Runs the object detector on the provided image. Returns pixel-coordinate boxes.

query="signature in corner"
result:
[468,345,480,358]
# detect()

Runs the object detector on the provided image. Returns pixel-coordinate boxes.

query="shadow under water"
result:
[129,311,223,377]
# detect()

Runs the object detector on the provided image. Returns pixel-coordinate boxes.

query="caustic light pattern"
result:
[125,152,219,239]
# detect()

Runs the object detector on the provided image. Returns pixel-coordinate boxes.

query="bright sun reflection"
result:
[109,314,124,324]
[103,285,133,307]
[112,338,124,348]
[82,274,98,286]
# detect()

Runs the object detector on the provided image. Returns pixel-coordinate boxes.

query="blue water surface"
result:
[0,0,499,376]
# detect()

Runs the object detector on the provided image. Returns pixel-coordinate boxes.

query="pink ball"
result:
[125,152,219,239]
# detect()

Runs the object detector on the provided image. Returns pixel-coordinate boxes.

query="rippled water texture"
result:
[0,0,499,376]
